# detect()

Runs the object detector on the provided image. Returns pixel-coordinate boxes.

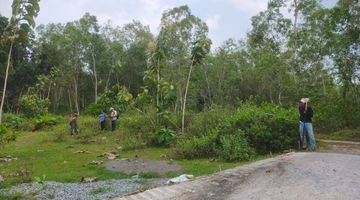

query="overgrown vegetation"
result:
[0,0,359,188]
[174,103,298,161]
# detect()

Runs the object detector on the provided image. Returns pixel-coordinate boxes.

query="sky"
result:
[0,0,337,48]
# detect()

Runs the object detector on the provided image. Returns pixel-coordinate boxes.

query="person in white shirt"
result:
[110,107,118,131]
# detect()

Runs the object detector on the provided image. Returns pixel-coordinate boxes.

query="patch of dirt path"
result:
[104,159,182,175]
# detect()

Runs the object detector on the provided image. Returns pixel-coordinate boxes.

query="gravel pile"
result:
[0,178,168,200]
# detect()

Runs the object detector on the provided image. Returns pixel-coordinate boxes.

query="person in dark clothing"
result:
[69,113,79,135]
[99,111,107,130]
[298,98,316,151]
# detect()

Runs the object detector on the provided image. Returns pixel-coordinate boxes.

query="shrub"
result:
[174,103,298,161]
[0,124,16,144]
[173,129,217,159]
[154,127,174,146]
[228,103,298,153]
[19,93,49,118]
[33,115,57,130]
[1,132,17,143]
[3,113,29,131]
[119,109,155,145]
[84,103,104,116]
[185,107,233,137]
[217,130,255,161]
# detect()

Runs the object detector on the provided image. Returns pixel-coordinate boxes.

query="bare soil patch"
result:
[104,159,182,175]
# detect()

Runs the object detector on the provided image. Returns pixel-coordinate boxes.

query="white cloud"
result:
[206,14,221,30]
[231,0,268,15]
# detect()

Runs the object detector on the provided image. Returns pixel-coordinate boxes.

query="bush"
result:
[3,113,29,131]
[185,107,233,137]
[154,127,174,146]
[33,115,57,130]
[0,125,17,144]
[174,103,298,161]
[119,109,155,145]
[217,130,255,162]
[84,103,104,116]
[19,93,49,118]
[173,129,217,159]
[228,103,298,153]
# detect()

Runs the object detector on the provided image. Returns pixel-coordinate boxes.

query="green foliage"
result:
[327,129,360,142]
[0,124,16,144]
[185,107,233,137]
[84,103,104,116]
[154,127,174,146]
[3,113,28,130]
[33,115,56,130]
[217,130,255,162]
[227,103,298,153]
[34,174,46,186]
[86,85,134,116]
[174,129,217,159]
[175,103,298,161]
[118,109,154,149]
[19,93,49,118]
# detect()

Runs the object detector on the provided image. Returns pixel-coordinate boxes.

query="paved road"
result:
[115,152,360,200]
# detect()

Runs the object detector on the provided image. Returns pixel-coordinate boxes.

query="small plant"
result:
[90,187,108,195]
[0,125,16,144]
[34,174,47,187]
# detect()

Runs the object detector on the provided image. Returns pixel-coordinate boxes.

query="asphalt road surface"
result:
[115,151,360,200]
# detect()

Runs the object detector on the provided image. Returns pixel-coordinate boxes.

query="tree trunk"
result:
[105,69,112,91]
[203,63,212,106]
[92,50,98,103]
[292,0,299,95]
[73,76,80,114]
[156,60,160,127]
[0,42,13,124]
[68,88,73,111]
[181,61,194,133]
[47,83,52,99]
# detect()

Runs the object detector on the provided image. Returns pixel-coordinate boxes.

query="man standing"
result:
[110,107,118,131]
[69,113,79,135]
[99,111,107,131]
[298,98,317,151]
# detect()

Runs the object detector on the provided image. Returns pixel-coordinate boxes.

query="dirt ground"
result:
[104,159,182,175]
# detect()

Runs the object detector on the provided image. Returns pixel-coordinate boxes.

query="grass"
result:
[0,116,275,188]
[0,192,35,200]
[326,129,360,142]
[90,186,109,195]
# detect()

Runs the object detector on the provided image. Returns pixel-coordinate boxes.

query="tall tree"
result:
[0,0,40,123]
[158,5,211,132]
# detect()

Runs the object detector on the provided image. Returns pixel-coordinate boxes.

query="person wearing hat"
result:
[69,112,79,135]
[110,107,118,131]
[298,98,316,151]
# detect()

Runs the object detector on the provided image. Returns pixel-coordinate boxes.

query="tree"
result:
[157,5,211,132]
[0,0,40,123]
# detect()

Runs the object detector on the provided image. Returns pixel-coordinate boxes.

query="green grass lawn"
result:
[0,122,272,188]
